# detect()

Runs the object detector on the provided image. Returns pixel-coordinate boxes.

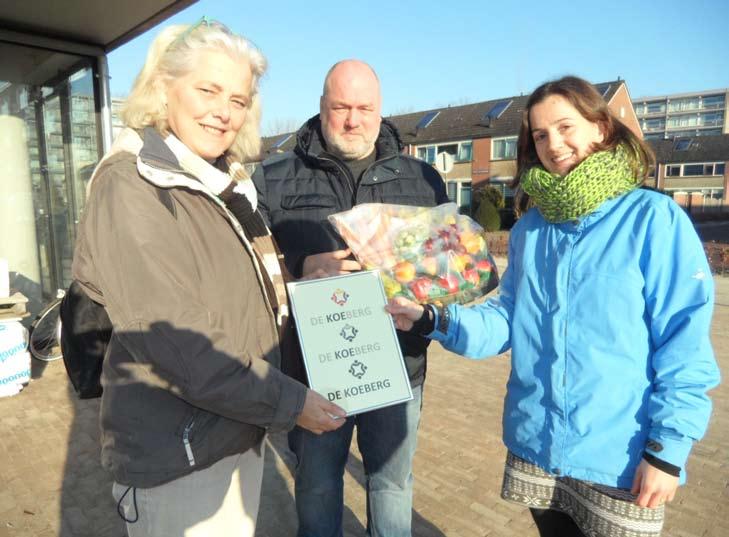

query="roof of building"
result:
[260,80,622,154]
[633,88,729,103]
[0,1,196,86]
[648,134,729,163]
[0,1,196,51]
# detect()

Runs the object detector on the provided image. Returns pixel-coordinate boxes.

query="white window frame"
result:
[665,161,726,177]
[415,140,473,164]
[491,136,517,161]
[445,178,472,212]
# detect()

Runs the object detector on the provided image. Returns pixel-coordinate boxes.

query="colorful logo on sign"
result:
[331,288,349,306]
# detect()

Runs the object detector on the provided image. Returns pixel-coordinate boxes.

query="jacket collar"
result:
[294,114,403,166]
[135,127,219,194]
[138,126,181,171]
[555,192,629,233]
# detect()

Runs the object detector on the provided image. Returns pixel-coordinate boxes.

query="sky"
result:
[108,0,729,136]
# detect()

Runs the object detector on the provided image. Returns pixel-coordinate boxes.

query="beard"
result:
[323,128,377,161]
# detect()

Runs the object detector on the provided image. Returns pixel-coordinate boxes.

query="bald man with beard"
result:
[253,60,449,537]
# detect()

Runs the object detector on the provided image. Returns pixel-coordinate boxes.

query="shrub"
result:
[475,200,501,232]
[472,185,505,211]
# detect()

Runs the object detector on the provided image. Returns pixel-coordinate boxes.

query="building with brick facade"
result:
[647,134,729,212]
[261,80,641,214]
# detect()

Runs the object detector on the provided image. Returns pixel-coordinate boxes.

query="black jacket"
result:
[253,115,450,387]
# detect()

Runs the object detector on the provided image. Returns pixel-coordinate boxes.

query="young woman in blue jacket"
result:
[387,76,720,537]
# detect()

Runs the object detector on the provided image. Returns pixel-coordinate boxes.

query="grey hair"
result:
[122,21,266,162]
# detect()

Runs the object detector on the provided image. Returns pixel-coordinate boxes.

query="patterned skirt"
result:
[501,452,665,537]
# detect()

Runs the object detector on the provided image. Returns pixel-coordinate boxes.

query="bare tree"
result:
[263,117,302,137]
[387,105,416,117]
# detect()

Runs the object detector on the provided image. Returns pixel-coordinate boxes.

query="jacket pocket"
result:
[281,193,337,210]
[177,409,218,467]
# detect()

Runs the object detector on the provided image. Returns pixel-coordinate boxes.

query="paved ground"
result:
[1,259,727,537]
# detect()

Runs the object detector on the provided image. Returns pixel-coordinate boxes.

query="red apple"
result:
[463,268,480,286]
[410,277,433,302]
[437,274,460,294]
[475,259,492,276]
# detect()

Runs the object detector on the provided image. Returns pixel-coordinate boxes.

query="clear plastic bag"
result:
[328,203,497,305]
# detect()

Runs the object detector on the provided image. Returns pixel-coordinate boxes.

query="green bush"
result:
[475,200,501,232]
[472,185,505,211]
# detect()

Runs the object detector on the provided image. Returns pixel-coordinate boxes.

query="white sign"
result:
[435,151,454,174]
[287,271,413,415]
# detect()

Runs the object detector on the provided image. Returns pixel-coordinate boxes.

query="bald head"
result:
[322,60,380,98]
[320,59,382,160]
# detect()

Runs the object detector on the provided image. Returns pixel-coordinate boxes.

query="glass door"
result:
[1,49,101,306]
[32,65,101,298]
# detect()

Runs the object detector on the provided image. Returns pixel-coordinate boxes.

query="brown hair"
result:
[512,76,654,215]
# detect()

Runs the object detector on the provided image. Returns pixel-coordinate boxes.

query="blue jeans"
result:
[289,384,423,537]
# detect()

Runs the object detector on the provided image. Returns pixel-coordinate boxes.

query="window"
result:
[415,111,439,130]
[642,118,665,131]
[438,144,458,158]
[667,115,698,128]
[666,165,681,177]
[490,176,515,199]
[665,162,725,177]
[416,140,472,164]
[446,180,472,213]
[457,142,472,162]
[492,137,517,160]
[696,128,722,137]
[668,97,700,112]
[417,146,437,164]
[683,164,704,176]
[1,47,101,300]
[647,102,666,114]
[702,95,725,110]
[699,111,723,127]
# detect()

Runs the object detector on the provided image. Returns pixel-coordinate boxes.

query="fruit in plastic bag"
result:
[328,203,498,305]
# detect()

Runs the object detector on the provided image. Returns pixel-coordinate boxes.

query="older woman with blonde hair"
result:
[72,18,344,537]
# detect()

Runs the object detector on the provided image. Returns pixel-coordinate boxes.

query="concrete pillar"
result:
[0,115,41,303]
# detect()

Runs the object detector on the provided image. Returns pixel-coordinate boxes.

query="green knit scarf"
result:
[521,145,641,223]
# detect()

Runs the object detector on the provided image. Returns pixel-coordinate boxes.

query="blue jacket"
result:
[430,188,720,488]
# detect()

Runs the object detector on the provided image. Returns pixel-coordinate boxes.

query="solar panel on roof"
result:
[415,111,439,130]
[483,100,512,121]
[272,133,293,149]
[593,83,612,97]
[674,138,692,151]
